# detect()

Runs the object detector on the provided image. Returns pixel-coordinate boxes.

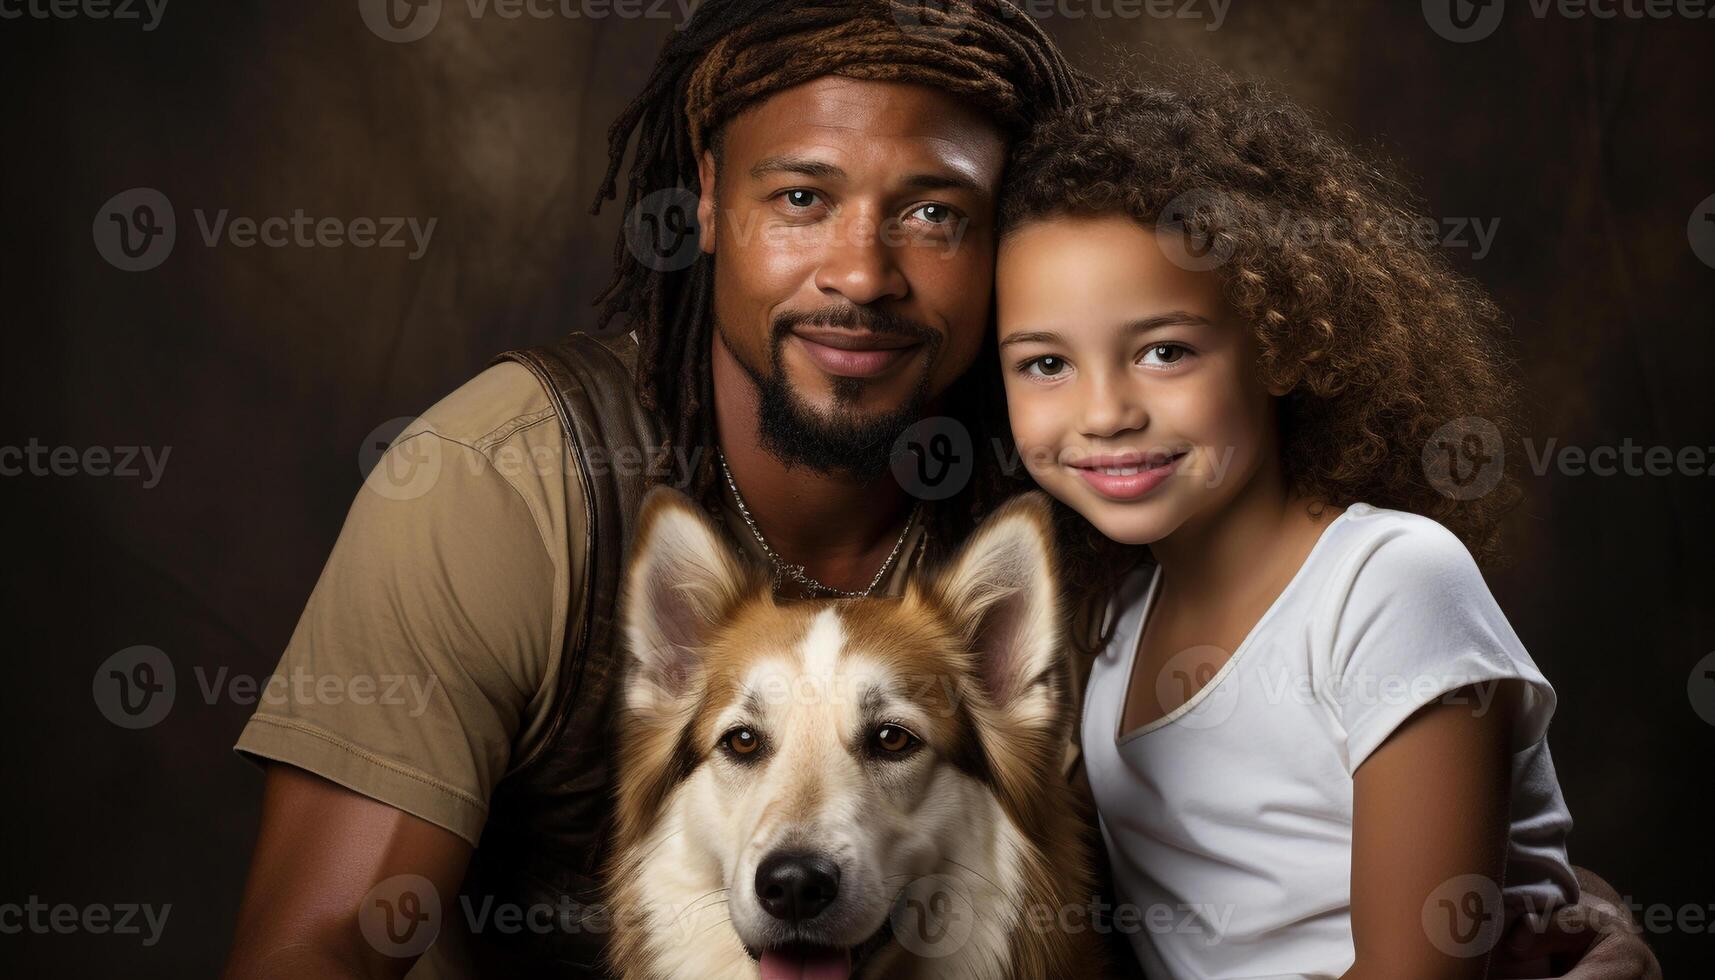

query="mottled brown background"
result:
[2,1,1711,975]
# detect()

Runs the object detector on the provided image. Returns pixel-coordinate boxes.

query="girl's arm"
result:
[1341,681,1521,980]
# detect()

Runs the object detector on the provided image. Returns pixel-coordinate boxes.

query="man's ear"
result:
[697,149,717,254]
[623,486,750,717]
[915,491,1063,730]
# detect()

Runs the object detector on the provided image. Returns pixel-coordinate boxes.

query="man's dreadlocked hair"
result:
[588,0,1085,533]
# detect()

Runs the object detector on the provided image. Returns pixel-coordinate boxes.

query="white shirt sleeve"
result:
[1318,514,1557,773]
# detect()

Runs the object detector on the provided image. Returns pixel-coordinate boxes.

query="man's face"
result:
[697,76,1007,475]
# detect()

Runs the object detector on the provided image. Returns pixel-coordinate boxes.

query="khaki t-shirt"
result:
[233,356,1092,972]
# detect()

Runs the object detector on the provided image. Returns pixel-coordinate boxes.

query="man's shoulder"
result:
[414,359,560,456]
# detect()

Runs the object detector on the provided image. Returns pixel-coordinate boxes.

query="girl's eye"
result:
[870,724,921,757]
[1023,355,1069,379]
[1140,343,1190,367]
[782,189,820,209]
[909,203,954,225]
[721,727,762,757]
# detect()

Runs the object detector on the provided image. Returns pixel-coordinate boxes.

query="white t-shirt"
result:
[1081,503,1577,980]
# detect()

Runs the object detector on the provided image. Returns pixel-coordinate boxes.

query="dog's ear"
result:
[623,486,751,714]
[916,491,1062,727]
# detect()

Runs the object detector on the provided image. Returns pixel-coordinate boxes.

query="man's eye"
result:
[909,203,954,224]
[870,723,921,757]
[1023,355,1068,378]
[782,189,820,209]
[721,726,762,757]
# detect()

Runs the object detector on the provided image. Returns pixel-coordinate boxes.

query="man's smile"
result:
[788,326,925,379]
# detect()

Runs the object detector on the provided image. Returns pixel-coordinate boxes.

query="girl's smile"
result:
[995,213,1285,548]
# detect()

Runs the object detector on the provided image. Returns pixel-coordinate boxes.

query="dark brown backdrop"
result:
[3,1,1711,975]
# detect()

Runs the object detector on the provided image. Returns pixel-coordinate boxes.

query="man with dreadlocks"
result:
[225,3,1087,978]
[224,2,1655,978]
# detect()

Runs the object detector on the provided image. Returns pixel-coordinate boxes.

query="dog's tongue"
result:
[758,947,851,980]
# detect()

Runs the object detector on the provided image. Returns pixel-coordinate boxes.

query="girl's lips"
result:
[1070,452,1185,501]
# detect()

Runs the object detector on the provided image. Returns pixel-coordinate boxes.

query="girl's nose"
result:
[1078,373,1148,439]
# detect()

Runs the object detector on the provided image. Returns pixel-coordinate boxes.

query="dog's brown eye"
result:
[872,724,919,755]
[723,727,761,756]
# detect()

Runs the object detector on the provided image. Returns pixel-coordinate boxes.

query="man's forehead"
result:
[722,76,1006,178]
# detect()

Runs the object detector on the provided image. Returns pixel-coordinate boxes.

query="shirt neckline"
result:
[1112,504,1364,745]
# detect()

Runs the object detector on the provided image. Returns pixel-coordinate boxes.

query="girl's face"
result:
[995,214,1282,546]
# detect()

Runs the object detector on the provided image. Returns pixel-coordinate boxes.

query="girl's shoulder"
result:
[1317,502,1487,595]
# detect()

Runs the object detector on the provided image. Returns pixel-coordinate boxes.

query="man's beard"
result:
[718,306,943,479]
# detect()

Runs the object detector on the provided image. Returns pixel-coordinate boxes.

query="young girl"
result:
[991,78,1577,978]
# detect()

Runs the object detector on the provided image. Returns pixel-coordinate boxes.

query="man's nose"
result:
[755,851,842,923]
[814,212,908,306]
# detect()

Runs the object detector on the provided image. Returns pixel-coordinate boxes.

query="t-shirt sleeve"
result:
[1319,517,1556,774]
[233,427,561,846]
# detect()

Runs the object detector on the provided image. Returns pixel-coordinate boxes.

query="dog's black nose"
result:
[755,852,841,923]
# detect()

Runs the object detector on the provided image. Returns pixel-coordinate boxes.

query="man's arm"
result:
[223,764,473,979]
[1492,868,1663,980]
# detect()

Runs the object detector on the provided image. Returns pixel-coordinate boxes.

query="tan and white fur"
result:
[605,487,1104,980]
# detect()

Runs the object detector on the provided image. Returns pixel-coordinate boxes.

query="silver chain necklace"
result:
[717,450,920,598]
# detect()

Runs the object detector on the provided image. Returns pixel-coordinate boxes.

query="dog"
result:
[604,487,1104,980]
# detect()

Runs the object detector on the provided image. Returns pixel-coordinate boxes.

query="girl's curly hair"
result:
[994,71,1525,611]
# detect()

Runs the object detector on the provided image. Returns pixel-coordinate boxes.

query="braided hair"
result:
[589,0,1086,512]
